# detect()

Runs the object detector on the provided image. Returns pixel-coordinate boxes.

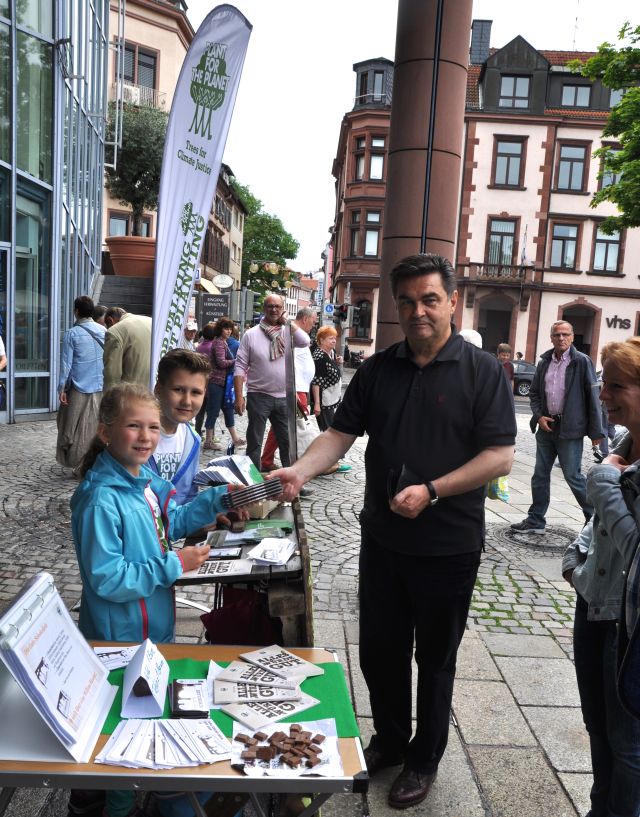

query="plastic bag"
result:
[487,475,510,502]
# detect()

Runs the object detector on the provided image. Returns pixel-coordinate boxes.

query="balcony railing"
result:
[110,82,167,109]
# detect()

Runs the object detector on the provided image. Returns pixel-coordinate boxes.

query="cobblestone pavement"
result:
[0,386,599,817]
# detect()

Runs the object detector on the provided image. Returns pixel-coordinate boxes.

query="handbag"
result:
[200,587,283,646]
[487,475,510,502]
[223,372,235,406]
[295,399,319,458]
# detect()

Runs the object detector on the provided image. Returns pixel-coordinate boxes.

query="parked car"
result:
[512,360,536,396]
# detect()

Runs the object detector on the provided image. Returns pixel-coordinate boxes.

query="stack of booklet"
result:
[214,645,324,731]
[96,718,230,769]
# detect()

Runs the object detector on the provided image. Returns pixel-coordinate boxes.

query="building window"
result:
[550,223,579,269]
[351,210,361,224]
[121,42,158,89]
[370,154,384,180]
[355,154,365,181]
[231,242,237,262]
[17,32,53,183]
[373,71,384,101]
[556,144,589,192]
[487,219,516,271]
[610,88,624,107]
[350,228,359,256]
[499,76,529,108]
[354,299,372,340]
[593,227,620,273]
[108,211,151,237]
[356,136,366,150]
[600,147,622,189]
[358,72,368,103]
[371,136,385,148]
[561,85,590,107]
[364,229,379,256]
[492,138,525,187]
[366,211,380,223]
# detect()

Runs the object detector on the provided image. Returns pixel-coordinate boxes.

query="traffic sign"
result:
[323,303,334,315]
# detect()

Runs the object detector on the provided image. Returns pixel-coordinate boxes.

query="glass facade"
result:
[1,0,108,421]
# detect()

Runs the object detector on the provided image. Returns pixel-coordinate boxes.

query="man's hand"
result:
[277,311,290,326]
[234,396,245,416]
[538,415,556,432]
[59,391,68,406]
[268,466,306,502]
[179,542,210,573]
[602,453,629,472]
[390,484,431,519]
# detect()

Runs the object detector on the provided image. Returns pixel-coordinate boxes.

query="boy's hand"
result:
[179,543,210,573]
[215,507,249,528]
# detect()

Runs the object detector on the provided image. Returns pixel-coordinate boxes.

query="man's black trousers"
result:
[359,533,480,773]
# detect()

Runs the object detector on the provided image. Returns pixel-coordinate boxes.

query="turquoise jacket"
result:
[71,450,226,643]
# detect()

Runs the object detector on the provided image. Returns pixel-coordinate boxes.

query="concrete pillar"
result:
[376,0,473,350]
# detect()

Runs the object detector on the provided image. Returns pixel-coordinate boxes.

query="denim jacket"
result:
[563,433,640,621]
[58,318,106,395]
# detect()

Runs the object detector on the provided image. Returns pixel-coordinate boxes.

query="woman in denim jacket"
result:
[562,337,640,817]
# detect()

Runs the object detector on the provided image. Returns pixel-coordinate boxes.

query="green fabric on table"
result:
[103,660,359,738]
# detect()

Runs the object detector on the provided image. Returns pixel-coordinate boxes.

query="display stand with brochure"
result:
[0,572,117,763]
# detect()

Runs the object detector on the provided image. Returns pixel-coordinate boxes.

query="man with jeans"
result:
[511,320,603,534]
[234,293,310,473]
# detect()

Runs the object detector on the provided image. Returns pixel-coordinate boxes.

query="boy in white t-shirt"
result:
[148,349,210,504]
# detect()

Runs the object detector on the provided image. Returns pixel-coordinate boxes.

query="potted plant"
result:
[105,102,168,277]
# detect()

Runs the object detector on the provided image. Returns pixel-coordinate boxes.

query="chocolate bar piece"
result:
[289,724,302,733]
[311,733,326,745]
[241,749,256,760]
[235,733,252,745]
[253,730,268,742]
[306,756,321,768]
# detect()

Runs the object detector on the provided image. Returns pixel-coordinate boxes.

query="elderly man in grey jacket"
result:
[511,320,603,533]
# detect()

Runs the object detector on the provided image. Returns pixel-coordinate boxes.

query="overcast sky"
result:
[187,0,636,274]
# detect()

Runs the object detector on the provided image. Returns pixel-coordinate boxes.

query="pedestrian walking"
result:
[511,320,603,533]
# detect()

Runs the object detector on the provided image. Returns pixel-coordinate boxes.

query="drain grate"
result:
[487,523,579,555]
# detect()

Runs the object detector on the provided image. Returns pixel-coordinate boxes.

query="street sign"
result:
[197,293,231,327]
[323,303,334,316]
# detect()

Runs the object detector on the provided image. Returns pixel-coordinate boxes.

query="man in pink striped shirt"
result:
[233,293,310,471]
[511,320,603,534]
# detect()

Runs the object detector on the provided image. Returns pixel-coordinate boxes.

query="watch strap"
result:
[425,481,438,505]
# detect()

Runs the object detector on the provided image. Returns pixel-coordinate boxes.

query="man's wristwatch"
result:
[425,481,439,506]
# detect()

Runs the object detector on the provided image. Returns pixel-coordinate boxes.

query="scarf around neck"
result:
[259,319,285,360]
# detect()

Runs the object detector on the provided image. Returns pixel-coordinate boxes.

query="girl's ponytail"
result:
[79,436,106,477]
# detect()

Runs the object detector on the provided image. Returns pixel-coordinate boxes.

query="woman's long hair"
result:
[79,384,159,477]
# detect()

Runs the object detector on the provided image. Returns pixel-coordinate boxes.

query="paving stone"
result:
[453,680,536,746]
[481,632,565,658]
[456,631,501,681]
[522,706,591,772]
[558,772,593,817]
[495,656,581,706]
[469,747,579,817]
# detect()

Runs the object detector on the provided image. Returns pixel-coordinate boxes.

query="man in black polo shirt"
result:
[273,254,516,809]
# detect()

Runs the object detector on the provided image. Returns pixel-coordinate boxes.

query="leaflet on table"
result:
[179,558,254,582]
[221,691,320,731]
[96,718,230,769]
[231,718,343,778]
[93,645,138,671]
[205,526,287,547]
[121,639,169,718]
[0,572,116,761]
[215,660,298,689]
[195,454,262,487]
[212,679,302,704]
[247,538,296,566]
[240,645,324,680]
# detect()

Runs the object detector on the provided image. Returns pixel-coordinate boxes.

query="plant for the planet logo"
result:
[190,42,229,139]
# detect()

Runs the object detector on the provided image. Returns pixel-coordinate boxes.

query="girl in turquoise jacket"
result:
[71,383,222,645]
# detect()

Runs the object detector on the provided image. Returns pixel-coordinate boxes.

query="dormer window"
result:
[499,76,530,108]
[561,85,590,107]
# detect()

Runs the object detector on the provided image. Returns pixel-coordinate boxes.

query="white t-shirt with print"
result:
[152,424,195,483]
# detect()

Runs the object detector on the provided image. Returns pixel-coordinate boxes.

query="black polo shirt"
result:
[332,331,517,556]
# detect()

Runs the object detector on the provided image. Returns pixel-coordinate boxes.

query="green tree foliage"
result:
[570,23,640,233]
[231,179,300,293]
[105,103,168,236]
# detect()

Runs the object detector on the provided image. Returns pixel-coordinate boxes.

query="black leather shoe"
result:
[388,767,437,809]
[363,744,404,777]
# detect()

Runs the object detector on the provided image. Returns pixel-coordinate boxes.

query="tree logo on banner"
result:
[189,42,230,140]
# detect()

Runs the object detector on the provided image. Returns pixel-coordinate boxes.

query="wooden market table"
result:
[0,644,367,817]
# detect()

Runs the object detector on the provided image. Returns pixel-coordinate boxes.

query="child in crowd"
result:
[497,342,514,384]
[70,383,229,817]
[147,349,209,504]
